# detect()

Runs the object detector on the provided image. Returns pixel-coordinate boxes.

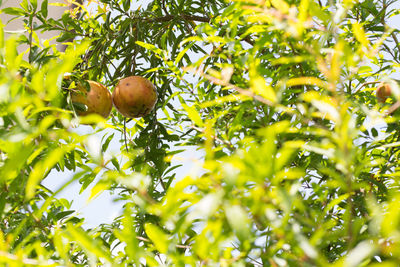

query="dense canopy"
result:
[0,0,400,265]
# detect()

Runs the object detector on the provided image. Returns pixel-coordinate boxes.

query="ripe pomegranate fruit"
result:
[71,80,112,118]
[376,83,392,103]
[112,76,157,118]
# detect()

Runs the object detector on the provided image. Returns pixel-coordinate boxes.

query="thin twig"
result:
[202,72,274,106]
[346,175,355,249]
[184,67,331,131]
[136,236,191,249]
[131,22,138,75]
[386,101,400,115]
[288,41,311,91]
[231,242,263,266]
[390,31,400,54]
[124,117,129,152]
[191,125,234,149]
[146,14,210,23]
[158,176,166,191]
[381,0,400,62]
[0,251,54,266]
[353,81,380,93]
[161,0,170,16]
[28,15,34,63]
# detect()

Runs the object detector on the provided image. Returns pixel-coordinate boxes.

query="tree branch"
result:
[147,14,210,23]
[145,14,254,45]
[136,236,191,249]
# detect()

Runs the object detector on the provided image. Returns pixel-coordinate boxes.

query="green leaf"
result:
[1,7,25,16]
[30,0,37,10]
[181,102,203,127]
[352,22,369,47]
[114,204,142,265]
[53,228,69,262]
[88,181,110,202]
[249,63,277,103]
[101,133,114,152]
[40,0,48,17]
[54,210,75,221]
[56,32,76,43]
[136,41,164,56]
[0,143,34,182]
[65,224,113,263]
[175,41,195,64]
[224,205,251,241]
[72,102,88,112]
[144,223,169,254]
[26,146,69,199]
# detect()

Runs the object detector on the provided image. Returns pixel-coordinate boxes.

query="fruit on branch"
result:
[376,83,392,103]
[112,76,157,118]
[71,80,112,118]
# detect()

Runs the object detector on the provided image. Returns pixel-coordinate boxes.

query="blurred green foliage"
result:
[0,0,400,265]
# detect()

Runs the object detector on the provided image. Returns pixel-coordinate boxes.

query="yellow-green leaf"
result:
[182,103,203,127]
[88,181,110,202]
[352,22,369,48]
[144,223,169,254]
[65,224,113,263]
[26,146,69,199]
[270,0,290,14]
[250,66,277,103]
[286,77,328,89]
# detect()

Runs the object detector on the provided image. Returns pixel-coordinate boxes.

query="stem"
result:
[386,101,400,115]
[346,175,355,249]
[0,251,53,265]
[231,242,263,266]
[161,0,170,16]
[131,22,138,75]
[353,81,380,93]
[185,67,331,131]
[288,41,310,91]
[124,117,129,152]
[28,14,33,63]
[147,14,210,23]
[159,176,166,191]
[136,235,191,249]
[380,0,400,61]
[191,125,234,150]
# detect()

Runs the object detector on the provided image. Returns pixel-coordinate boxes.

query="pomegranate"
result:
[71,80,112,118]
[376,83,392,103]
[112,76,157,118]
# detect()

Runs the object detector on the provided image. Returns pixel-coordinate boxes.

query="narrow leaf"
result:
[144,223,169,254]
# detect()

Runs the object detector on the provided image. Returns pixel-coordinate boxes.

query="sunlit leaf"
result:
[144,223,169,254]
